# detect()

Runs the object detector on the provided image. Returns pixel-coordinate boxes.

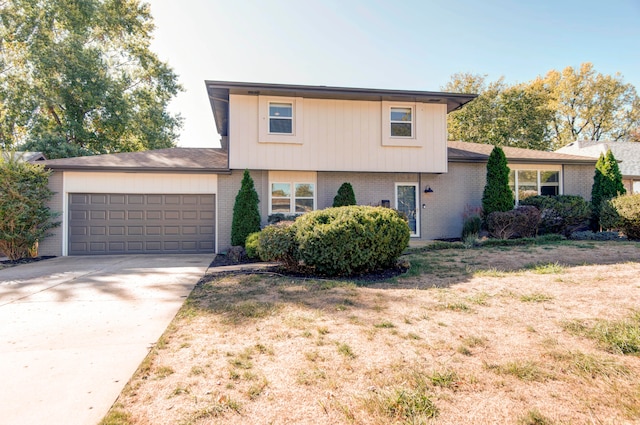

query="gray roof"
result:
[206,80,478,137]
[557,141,640,177]
[43,148,229,172]
[1,151,46,162]
[449,141,597,165]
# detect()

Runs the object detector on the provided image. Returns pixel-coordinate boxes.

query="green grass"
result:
[520,292,554,303]
[374,320,395,328]
[155,365,175,378]
[525,262,565,274]
[336,342,356,358]
[485,360,547,382]
[98,406,132,425]
[563,311,640,354]
[364,387,439,422]
[518,408,555,425]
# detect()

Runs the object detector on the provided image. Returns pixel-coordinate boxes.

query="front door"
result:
[395,183,419,236]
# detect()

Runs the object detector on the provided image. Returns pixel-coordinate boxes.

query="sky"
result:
[146,0,640,148]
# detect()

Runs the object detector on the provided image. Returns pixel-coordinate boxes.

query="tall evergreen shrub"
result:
[0,153,60,259]
[591,149,625,229]
[482,146,514,220]
[231,169,261,247]
[332,182,356,207]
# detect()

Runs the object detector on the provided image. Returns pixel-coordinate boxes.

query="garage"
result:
[68,193,215,255]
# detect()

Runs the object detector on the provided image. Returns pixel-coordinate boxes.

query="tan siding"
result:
[229,95,447,173]
[39,171,64,257]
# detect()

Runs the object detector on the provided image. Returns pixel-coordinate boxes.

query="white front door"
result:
[395,183,419,237]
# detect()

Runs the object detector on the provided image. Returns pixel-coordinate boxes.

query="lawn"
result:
[102,241,640,425]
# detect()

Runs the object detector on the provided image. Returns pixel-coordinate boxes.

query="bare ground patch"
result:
[102,242,640,425]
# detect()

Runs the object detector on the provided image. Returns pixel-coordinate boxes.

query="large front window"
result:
[270,182,315,214]
[509,170,561,203]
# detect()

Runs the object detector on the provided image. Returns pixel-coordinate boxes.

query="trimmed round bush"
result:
[257,222,298,268]
[293,206,410,276]
[486,206,540,239]
[520,195,591,236]
[245,231,261,259]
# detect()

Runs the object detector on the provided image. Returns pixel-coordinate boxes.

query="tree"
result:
[231,170,261,247]
[542,63,640,149]
[591,149,626,229]
[482,146,514,220]
[0,153,60,259]
[444,73,553,150]
[332,182,356,207]
[0,0,182,157]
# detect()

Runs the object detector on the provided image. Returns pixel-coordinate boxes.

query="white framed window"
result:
[390,107,413,137]
[269,182,315,214]
[395,183,419,237]
[509,169,561,204]
[269,102,293,134]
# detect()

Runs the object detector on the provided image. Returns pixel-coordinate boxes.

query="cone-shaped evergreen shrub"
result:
[591,149,625,229]
[332,182,357,207]
[482,146,514,219]
[231,170,261,247]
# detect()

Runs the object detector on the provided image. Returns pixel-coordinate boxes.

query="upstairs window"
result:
[269,103,293,134]
[390,107,413,137]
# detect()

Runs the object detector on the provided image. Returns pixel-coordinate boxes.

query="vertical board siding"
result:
[229,95,447,173]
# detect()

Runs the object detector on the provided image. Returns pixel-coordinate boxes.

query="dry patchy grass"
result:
[101,241,640,425]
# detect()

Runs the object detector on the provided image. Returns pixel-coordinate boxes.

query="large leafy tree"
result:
[0,0,182,157]
[542,63,640,149]
[482,146,514,219]
[444,64,640,151]
[444,73,553,150]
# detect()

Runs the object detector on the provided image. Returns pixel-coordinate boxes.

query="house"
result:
[38,82,597,257]
[1,151,46,162]
[556,140,640,194]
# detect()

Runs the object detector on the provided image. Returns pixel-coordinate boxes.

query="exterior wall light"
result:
[424,186,434,193]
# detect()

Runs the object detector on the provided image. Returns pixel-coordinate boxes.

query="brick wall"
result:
[563,164,594,200]
[39,171,64,257]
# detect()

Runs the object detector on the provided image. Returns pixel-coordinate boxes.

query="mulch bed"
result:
[0,256,56,270]
[209,253,408,283]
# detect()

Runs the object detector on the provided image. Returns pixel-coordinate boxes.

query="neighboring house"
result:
[1,151,46,162]
[39,82,597,257]
[556,140,640,194]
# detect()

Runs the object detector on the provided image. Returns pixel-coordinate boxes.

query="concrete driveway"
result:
[0,254,213,425]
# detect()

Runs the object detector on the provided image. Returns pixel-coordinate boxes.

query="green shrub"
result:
[0,154,60,260]
[245,232,261,259]
[257,222,298,269]
[231,170,261,247]
[591,149,625,229]
[486,206,540,239]
[601,194,640,240]
[520,195,591,236]
[332,182,356,207]
[569,230,623,241]
[461,215,482,239]
[482,146,514,220]
[293,206,410,276]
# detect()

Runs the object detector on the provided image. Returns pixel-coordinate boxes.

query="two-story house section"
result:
[208,81,476,245]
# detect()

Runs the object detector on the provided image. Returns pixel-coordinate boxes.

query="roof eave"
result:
[45,165,231,174]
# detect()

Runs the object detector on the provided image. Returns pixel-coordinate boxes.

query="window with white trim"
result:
[269,102,293,134]
[270,182,315,214]
[509,169,561,203]
[390,107,413,137]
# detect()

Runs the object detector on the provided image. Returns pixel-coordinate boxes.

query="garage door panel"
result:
[69,193,215,255]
